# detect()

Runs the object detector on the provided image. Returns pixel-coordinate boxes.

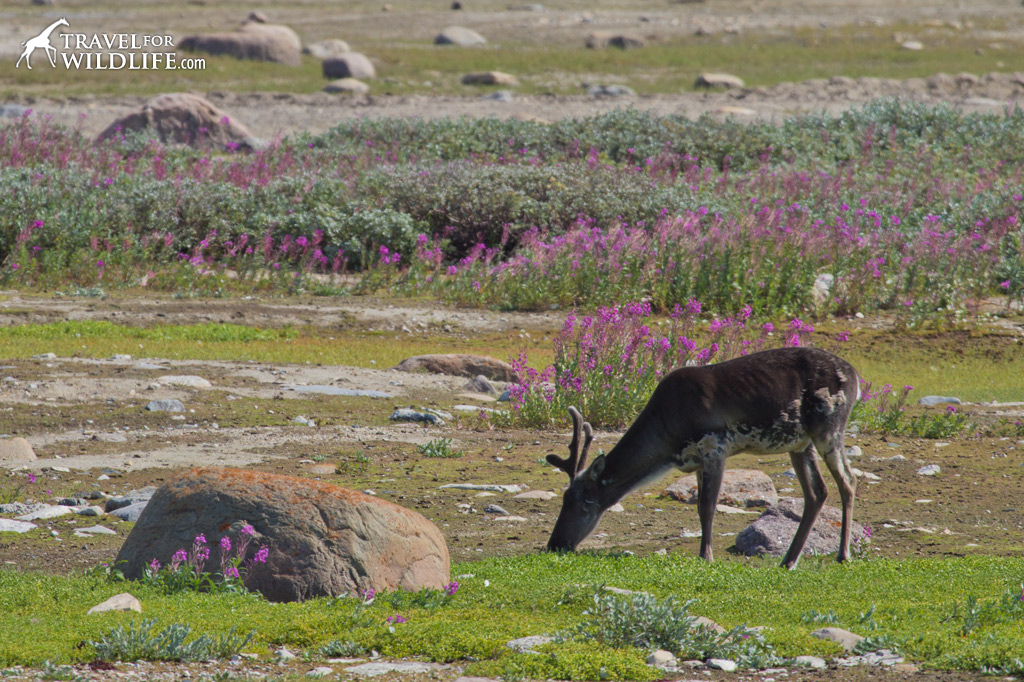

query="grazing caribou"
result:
[545,346,861,569]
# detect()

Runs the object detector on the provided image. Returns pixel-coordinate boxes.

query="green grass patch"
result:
[0,319,553,369]
[2,554,1024,676]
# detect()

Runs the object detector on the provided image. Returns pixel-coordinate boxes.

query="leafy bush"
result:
[89,619,253,662]
[565,590,781,669]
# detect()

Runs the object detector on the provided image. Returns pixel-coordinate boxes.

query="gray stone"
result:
[646,650,677,667]
[810,626,865,652]
[463,375,498,395]
[794,655,827,669]
[76,506,106,517]
[838,648,904,666]
[16,505,74,521]
[78,525,117,535]
[735,498,867,557]
[514,490,556,500]
[694,616,726,634]
[498,388,511,402]
[917,464,941,476]
[304,39,352,59]
[109,501,150,522]
[506,635,554,653]
[480,90,514,102]
[393,354,517,381]
[587,84,636,97]
[0,105,29,118]
[88,592,142,614]
[812,273,835,306]
[158,375,212,389]
[180,23,302,66]
[133,363,167,371]
[0,502,33,515]
[285,385,391,398]
[706,659,737,672]
[146,399,185,412]
[439,483,525,493]
[434,26,487,46]
[695,72,746,89]
[585,32,646,49]
[106,487,157,512]
[110,354,132,362]
[919,395,961,406]
[324,78,370,94]
[389,408,444,426]
[306,667,335,678]
[665,469,778,508]
[461,71,518,86]
[323,52,376,80]
[345,662,445,676]
[115,468,450,602]
[0,519,37,533]
[483,504,509,515]
[847,445,862,458]
[0,437,36,464]
[31,353,57,361]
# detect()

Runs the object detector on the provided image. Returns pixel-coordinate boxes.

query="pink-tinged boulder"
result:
[735,498,868,557]
[114,468,450,602]
[392,354,517,382]
[179,23,302,66]
[664,469,778,508]
[96,93,257,150]
[0,437,36,466]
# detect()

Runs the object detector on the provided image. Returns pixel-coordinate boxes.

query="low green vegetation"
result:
[3,554,1024,676]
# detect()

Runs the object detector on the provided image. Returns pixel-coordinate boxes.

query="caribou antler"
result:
[546,406,594,481]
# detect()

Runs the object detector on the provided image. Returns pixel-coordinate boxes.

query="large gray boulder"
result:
[96,93,257,151]
[392,354,517,382]
[322,52,375,80]
[735,498,867,557]
[179,23,302,67]
[114,468,450,602]
[304,39,352,60]
[664,469,778,508]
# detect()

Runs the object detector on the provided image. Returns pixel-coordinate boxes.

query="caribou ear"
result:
[586,454,606,480]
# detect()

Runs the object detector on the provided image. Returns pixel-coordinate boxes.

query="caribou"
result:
[545,346,861,569]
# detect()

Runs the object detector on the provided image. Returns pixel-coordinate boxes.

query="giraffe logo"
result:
[15,17,69,69]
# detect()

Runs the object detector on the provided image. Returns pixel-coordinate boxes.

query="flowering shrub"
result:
[507,301,815,428]
[142,525,269,595]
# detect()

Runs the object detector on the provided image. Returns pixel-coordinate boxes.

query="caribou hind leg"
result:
[819,434,857,563]
[781,443,829,570]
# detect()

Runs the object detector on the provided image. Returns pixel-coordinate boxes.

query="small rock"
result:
[435,26,487,46]
[506,635,554,654]
[146,399,185,413]
[110,354,133,362]
[484,504,510,515]
[462,71,518,86]
[306,667,335,678]
[794,655,827,669]
[608,503,625,512]
[586,84,636,97]
[31,353,57,361]
[463,375,498,395]
[324,78,370,94]
[389,408,444,425]
[77,506,106,517]
[78,525,117,535]
[706,659,737,672]
[0,437,36,464]
[278,647,298,661]
[323,52,376,80]
[345,662,444,676]
[810,627,864,652]
[492,515,527,522]
[106,488,157,512]
[16,505,74,521]
[439,483,525,493]
[0,519,37,534]
[133,363,167,371]
[695,72,745,89]
[918,395,961,406]
[480,90,514,102]
[846,445,862,458]
[917,464,941,476]
[158,375,212,389]
[647,649,677,667]
[665,469,777,508]
[901,40,924,50]
[88,593,142,614]
[514,490,556,500]
[108,501,150,522]
[303,39,352,59]
[694,616,726,634]
[498,388,511,402]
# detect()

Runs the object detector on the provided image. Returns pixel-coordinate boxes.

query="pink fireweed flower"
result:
[240,524,255,536]
[386,614,407,624]
[26,472,36,484]
[148,558,161,573]
[363,588,376,601]
[220,536,232,552]
[444,581,459,596]
[224,566,240,579]
[253,546,269,564]
[1001,280,1012,289]
[195,534,207,545]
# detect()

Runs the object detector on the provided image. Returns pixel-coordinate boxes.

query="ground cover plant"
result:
[4,555,1024,677]
[2,100,1023,324]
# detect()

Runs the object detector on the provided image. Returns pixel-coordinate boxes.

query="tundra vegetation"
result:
[1,102,1024,679]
